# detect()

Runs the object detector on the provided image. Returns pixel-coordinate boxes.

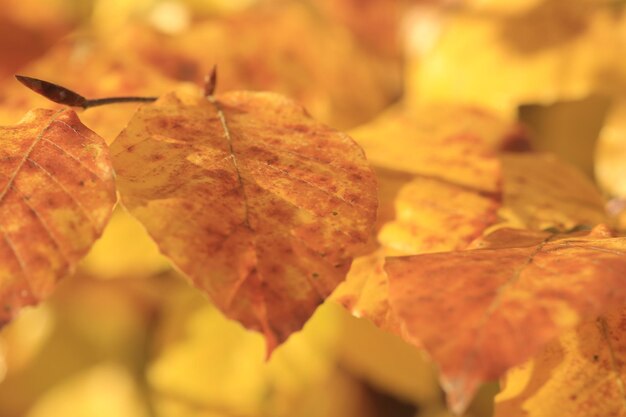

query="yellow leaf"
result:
[406,1,621,117]
[111,86,377,349]
[0,108,116,326]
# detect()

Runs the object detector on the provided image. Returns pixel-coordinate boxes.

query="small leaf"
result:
[15,75,86,108]
[0,108,116,325]
[386,225,626,413]
[111,86,377,350]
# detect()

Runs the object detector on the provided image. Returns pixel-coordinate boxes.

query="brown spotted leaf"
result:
[333,105,607,335]
[111,86,377,350]
[495,306,626,417]
[386,225,626,413]
[0,108,116,324]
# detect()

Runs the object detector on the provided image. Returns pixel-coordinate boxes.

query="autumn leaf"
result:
[386,225,626,413]
[332,98,607,343]
[0,108,116,326]
[111,85,377,350]
[495,306,626,417]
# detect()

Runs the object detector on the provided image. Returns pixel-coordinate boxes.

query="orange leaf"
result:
[386,225,626,413]
[495,306,626,417]
[0,108,116,325]
[111,86,378,350]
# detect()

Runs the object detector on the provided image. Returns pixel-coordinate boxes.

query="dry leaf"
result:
[111,86,377,349]
[335,104,605,345]
[386,225,626,413]
[495,306,626,417]
[0,108,116,326]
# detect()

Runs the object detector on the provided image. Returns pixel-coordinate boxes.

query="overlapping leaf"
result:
[495,306,626,417]
[386,226,626,413]
[333,105,608,333]
[0,108,116,326]
[111,86,377,349]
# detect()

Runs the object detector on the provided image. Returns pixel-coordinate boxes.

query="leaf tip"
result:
[204,65,218,97]
[15,74,87,108]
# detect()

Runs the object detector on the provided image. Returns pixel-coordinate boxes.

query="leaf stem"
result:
[15,75,157,109]
[82,96,158,108]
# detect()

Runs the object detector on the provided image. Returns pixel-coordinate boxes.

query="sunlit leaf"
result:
[0,108,116,326]
[386,225,626,413]
[111,85,377,349]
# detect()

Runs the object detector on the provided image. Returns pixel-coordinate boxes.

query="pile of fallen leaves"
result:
[0,0,625,416]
